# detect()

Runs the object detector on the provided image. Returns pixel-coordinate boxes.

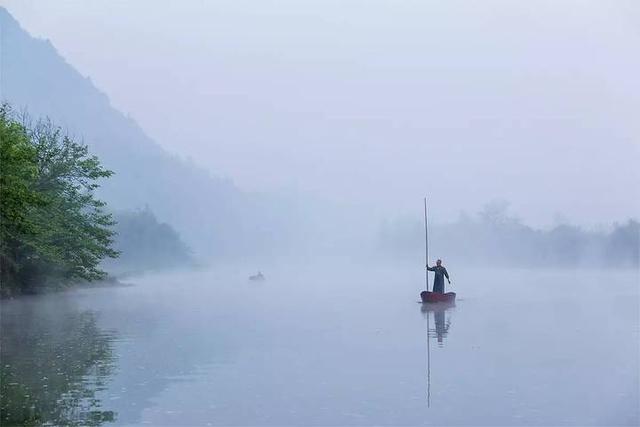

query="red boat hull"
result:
[420,291,456,304]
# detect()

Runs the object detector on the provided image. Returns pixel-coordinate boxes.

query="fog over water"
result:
[1,2,639,426]
[1,263,638,425]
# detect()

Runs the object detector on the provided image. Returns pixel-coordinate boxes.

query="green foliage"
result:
[0,105,118,295]
[0,106,43,283]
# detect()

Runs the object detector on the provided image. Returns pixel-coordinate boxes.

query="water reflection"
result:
[0,296,118,426]
[421,302,454,346]
[421,302,455,408]
[420,303,455,347]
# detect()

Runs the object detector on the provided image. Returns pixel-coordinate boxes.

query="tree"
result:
[0,106,118,294]
[0,105,43,291]
[26,118,119,283]
[105,207,191,274]
[607,220,640,267]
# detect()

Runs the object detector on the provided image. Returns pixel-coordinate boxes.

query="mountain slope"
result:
[0,8,254,255]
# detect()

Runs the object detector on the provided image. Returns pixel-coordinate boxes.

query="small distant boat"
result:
[421,291,456,304]
[249,272,265,281]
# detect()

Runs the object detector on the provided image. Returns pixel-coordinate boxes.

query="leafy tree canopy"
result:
[1,105,118,295]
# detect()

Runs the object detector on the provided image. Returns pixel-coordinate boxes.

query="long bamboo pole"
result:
[424,197,431,407]
[424,197,429,291]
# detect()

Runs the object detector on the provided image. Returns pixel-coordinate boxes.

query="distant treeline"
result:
[0,106,192,297]
[103,207,192,275]
[379,202,639,268]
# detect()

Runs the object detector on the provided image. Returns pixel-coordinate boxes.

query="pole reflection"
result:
[420,302,455,407]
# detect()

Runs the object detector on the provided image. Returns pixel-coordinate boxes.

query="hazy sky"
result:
[3,0,639,227]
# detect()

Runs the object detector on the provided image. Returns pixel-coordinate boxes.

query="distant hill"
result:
[105,208,193,275]
[0,8,282,256]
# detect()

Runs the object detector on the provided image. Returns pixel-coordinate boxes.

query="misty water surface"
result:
[1,262,638,426]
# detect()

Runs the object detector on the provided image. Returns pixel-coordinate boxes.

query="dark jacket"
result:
[427,265,449,293]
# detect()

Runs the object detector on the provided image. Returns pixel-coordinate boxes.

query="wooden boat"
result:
[421,290,456,304]
[249,272,265,281]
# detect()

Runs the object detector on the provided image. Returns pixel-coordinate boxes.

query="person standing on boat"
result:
[426,259,450,293]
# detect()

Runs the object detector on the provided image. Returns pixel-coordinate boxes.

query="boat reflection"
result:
[421,302,454,346]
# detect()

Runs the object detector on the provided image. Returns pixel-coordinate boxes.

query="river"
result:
[1,261,638,426]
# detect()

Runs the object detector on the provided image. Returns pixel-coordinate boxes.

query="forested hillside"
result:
[105,207,192,275]
[0,8,282,256]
